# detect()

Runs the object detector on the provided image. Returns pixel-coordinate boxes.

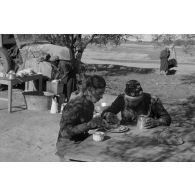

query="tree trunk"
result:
[68,47,75,61]
[14,35,22,49]
[76,50,84,62]
[0,35,3,47]
[173,47,177,61]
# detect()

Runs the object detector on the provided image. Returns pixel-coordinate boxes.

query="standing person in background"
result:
[160,45,178,75]
[160,47,170,75]
[57,59,78,102]
[49,55,88,103]
[42,54,78,103]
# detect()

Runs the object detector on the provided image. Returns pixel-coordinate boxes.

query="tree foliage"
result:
[17,34,143,60]
[40,34,139,61]
[151,34,195,54]
[16,34,144,63]
[14,34,142,74]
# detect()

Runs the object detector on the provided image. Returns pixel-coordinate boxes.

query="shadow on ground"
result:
[180,74,195,84]
[84,63,155,77]
[98,96,195,162]
[0,105,26,112]
[99,135,179,161]
[167,96,195,128]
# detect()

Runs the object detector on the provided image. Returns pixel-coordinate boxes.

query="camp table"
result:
[0,74,42,113]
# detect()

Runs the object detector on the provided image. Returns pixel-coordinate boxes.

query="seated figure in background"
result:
[101,80,171,129]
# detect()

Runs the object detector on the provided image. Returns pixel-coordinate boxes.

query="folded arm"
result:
[101,95,125,117]
[59,105,90,138]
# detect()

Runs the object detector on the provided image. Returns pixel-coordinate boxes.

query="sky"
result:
[142,34,152,41]
[128,34,152,42]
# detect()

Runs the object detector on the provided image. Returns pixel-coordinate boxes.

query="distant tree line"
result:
[16,34,142,70]
[151,34,195,54]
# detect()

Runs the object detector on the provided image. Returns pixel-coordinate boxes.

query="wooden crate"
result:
[46,81,64,95]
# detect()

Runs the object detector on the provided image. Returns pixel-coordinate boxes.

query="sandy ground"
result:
[0,43,195,162]
[0,65,195,161]
[82,43,195,75]
[0,99,60,161]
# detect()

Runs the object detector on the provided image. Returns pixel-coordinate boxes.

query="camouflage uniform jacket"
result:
[57,95,94,141]
[102,93,171,126]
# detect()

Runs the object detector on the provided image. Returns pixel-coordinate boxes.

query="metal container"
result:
[93,132,105,142]
[7,73,16,80]
[137,115,147,130]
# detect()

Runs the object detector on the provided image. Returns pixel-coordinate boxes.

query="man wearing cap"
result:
[101,80,171,129]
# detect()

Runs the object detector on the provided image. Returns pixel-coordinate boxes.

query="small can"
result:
[137,115,147,130]
[93,132,105,142]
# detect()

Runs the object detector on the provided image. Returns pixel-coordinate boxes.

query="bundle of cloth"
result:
[160,47,177,75]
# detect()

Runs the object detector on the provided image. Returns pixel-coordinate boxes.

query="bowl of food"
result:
[109,125,130,133]
[93,131,105,142]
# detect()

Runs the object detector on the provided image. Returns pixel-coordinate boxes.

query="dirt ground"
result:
[1,42,195,161]
[0,63,195,161]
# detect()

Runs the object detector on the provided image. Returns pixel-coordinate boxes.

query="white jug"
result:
[50,96,59,114]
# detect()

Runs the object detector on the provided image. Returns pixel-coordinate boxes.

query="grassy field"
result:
[81,42,195,103]
[83,43,195,66]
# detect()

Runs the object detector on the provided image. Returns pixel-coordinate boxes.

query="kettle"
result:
[7,71,16,80]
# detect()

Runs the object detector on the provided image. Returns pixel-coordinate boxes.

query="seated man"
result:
[56,75,107,158]
[101,80,171,129]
